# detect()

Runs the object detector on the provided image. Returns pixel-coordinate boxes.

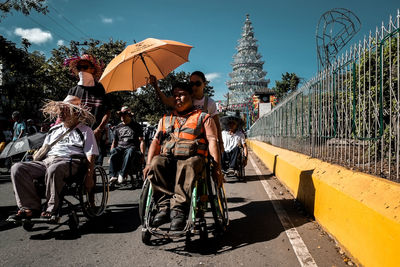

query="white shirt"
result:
[222,130,245,153]
[45,123,98,158]
[193,96,218,117]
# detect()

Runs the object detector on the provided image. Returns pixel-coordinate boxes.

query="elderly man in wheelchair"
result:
[8,96,98,222]
[143,82,223,232]
[221,119,248,177]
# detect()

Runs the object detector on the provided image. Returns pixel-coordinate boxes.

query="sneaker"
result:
[227,168,235,175]
[109,176,118,184]
[117,174,126,184]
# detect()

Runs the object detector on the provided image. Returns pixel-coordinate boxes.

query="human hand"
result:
[219,142,225,154]
[243,156,248,167]
[149,75,158,88]
[143,165,151,180]
[213,166,225,187]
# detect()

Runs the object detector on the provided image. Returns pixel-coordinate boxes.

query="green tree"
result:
[46,38,127,109]
[0,35,50,122]
[0,0,48,21]
[273,72,301,101]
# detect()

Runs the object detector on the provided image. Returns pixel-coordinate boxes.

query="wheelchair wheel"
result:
[238,162,245,180]
[142,228,151,244]
[139,179,151,225]
[80,165,109,219]
[207,173,229,233]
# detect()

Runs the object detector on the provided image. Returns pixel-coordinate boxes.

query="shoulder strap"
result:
[49,126,75,147]
[75,127,85,143]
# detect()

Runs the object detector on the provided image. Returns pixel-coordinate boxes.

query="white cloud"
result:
[57,40,65,46]
[14,27,52,44]
[102,17,113,24]
[205,72,221,82]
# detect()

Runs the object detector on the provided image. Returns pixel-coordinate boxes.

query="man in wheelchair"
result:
[221,119,248,175]
[109,106,145,185]
[143,82,223,231]
[8,95,98,221]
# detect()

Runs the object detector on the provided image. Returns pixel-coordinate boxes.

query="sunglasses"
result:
[189,81,202,87]
[77,65,92,71]
[119,112,130,116]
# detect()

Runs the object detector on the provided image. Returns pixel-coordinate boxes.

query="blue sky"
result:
[0,0,399,100]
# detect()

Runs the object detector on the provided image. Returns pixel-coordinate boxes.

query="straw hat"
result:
[65,54,103,81]
[116,106,134,117]
[42,95,96,126]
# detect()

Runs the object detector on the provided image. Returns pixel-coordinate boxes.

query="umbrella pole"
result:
[133,41,151,76]
[139,53,151,76]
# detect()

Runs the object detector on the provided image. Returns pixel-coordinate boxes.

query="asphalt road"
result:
[0,151,352,267]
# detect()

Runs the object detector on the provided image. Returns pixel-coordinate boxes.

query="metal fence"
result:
[249,10,400,181]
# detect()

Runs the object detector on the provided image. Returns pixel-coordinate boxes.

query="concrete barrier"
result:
[247,139,400,267]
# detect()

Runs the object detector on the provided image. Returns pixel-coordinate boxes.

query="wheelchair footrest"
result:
[28,217,60,224]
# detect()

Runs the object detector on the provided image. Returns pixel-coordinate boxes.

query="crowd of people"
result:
[3,53,247,232]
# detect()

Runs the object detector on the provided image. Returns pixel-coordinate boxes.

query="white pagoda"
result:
[226,14,270,105]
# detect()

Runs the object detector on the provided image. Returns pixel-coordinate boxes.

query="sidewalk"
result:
[248,139,400,267]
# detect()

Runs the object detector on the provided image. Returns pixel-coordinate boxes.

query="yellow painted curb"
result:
[247,139,400,267]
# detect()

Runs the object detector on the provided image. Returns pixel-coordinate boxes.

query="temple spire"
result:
[226,14,270,104]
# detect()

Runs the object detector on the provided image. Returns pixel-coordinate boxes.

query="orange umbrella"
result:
[100,38,193,93]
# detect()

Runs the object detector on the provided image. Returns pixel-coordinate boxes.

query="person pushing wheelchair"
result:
[143,82,223,231]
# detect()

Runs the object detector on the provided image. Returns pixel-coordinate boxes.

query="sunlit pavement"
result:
[0,152,352,266]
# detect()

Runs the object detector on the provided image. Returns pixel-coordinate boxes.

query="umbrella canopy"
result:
[220,116,245,131]
[0,133,46,159]
[100,38,193,93]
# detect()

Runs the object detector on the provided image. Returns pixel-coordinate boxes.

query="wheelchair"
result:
[8,156,109,233]
[139,157,229,245]
[109,149,144,189]
[223,145,246,181]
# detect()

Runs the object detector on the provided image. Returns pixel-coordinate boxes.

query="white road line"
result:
[249,154,318,267]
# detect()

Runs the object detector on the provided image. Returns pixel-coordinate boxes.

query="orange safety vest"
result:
[161,109,210,156]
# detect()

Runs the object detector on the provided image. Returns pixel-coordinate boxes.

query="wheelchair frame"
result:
[236,146,246,181]
[223,145,246,181]
[15,164,109,233]
[139,157,229,244]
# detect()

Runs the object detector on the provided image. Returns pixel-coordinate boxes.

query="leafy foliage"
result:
[1,36,213,128]
[272,72,301,101]
[0,0,48,21]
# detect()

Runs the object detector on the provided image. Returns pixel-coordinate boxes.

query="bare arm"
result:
[204,117,224,186]
[85,154,96,191]
[18,128,26,139]
[142,137,161,179]
[143,120,163,179]
[149,75,175,108]
[139,136,145,155]
[94,111,111,140]
[212,114,224,153]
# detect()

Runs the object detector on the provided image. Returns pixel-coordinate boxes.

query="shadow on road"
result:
[226,174,273,184]
[0,175,11,184]
[28,203,141,240]
[0,205,19,232]
[163,198,311,256]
